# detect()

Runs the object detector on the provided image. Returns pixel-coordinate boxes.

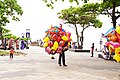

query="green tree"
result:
[43,0,120,28]
[58,7,81,48]
[42,0,89,9]
[42,0,103,9]
[58,6,102,49]
[99,0,120,28]
[75,1,120,28]
[0,0,23,45]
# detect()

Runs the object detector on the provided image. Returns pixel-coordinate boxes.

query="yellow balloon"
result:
[114,47,120,62]
[43,37,50,42]
[49,25,52,29]
[114,54,120,62]
[70,36,72,40]
[51,46,57,50]
[43,42,48,48]
[62,36,68,41]
[68,42,70,45]
[53,41,59,49]
[115,47,120,55]
[116,26,120,34]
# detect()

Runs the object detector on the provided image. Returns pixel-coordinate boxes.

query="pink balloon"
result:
[45,47,52,54]
[57,46,63,54]
[106,41,120,48]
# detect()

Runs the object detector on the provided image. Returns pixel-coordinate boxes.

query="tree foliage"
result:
[0,0,23,44]
[58,5,102,48]
[0,0,23,26]
[76,0,120,28]
[42,0,91,9]
[99,0,120,28]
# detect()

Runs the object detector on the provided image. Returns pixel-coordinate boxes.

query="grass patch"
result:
[0,51,9,56]
[0,50,27,56]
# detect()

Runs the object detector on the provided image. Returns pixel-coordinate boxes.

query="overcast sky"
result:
[5,0,120,49]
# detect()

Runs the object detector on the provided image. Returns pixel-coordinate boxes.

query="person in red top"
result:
[15,39,19,50]
[10,47,14,59]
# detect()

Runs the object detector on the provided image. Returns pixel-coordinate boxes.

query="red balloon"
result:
[57,36,61,42]
[67,32,71,37]
[48,41,53,47]
[59,26,62,31]
[59,40,65,47]
[68,37,70,42]
[59,24,62,31]
[59,31,64,36]
[116,33,120,43]
[52,34,57,40]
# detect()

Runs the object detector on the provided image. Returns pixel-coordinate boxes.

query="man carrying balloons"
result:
[58,41,68,66]
[43,24,72,66]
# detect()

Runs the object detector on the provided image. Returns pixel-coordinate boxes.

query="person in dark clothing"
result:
[58,41,68,66]
[91,43,94,57]
[10,47,14,59]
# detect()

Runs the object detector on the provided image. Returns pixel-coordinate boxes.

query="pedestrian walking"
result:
[10,47,14,59]
[91,43,94,57]
[58,41,68,66]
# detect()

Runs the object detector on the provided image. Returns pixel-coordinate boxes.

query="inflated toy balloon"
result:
[68,37,71,42]
[59,31,65,36]
[109,35,117,42]
[45,47,52,54]
[67,32,71,37]
[51,46,57,51]
[116,26,120,34]
[116,33,120,43]
[52,34,57,40]
[43,42,48,48]
[57,46,63,54]
[52,41,59,50]
[59,24,62,31]
[43,37,50,42]
[59,40,65,47]
[114,47,120,62]
[43,24,71,55]
[48,41,53,47]
[106,41,120,48]
[57,36,61,42]
[62,36,68,41]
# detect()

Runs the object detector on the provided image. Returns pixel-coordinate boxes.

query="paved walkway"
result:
[0,46,120,80]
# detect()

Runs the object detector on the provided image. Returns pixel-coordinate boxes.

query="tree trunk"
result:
[112,1,116,28]
[80,30,84,49]
[74,24,80,49]
[0,28,3,46]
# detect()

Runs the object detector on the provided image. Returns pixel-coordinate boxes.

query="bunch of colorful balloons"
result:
[43,24,72,55]
[103,25,120,62]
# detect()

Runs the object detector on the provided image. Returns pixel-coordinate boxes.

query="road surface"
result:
[0,46,119,80]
